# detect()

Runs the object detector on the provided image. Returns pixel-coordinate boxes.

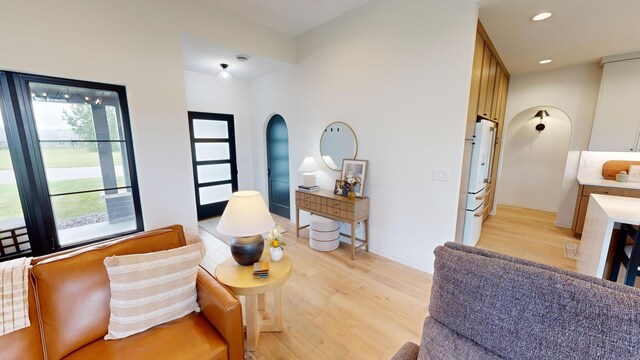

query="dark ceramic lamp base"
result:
[230,235,264,266]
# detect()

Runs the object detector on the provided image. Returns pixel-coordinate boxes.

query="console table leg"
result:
[351,222,356,260]
[365,219,369,252]
[296,208,300,238]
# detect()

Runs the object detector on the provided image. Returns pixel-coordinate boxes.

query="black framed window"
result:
[0,71,143,260]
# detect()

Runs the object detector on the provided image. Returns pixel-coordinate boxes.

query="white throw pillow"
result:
[103,242,203,340]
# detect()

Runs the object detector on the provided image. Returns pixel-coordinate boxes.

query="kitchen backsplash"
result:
[577,151,640,180]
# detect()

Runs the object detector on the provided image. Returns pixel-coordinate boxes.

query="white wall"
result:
[499,107,572,211]
[497,63,602,227]
[183,71,255,190]
[250,0,479,272]
[0,0,294,231]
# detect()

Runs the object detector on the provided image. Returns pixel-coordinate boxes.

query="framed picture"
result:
[334,180,347,196]
[341,159,368,198]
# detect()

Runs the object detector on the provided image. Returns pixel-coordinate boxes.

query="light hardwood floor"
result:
[198,205,578,358]
[198,215,431,360]
[477,204,577,272]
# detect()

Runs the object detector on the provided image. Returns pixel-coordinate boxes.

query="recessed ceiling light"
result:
[538,59,552,64]
[532,12,552,21]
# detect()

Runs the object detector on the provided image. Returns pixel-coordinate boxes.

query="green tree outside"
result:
[61,104,119,151]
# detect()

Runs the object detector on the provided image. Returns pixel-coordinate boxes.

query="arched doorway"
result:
[266,115,290,218]
[499,106,572,213]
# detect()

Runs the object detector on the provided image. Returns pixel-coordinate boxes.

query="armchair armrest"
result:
[390,342,420,360]
[196,266,244,360]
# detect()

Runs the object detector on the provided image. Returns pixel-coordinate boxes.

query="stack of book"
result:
[298,185,319,192]
[252,261,269,279]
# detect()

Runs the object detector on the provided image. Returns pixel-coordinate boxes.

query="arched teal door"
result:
[266,115,290,218]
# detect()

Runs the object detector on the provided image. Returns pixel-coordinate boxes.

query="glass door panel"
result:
[189,112,238,219]
[28,82,136,246]
[0,104,30,258]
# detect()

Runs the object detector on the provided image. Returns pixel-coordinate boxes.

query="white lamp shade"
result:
[217,191,275,237]
[298,157,320,172]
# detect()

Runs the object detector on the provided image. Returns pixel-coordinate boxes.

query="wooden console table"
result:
[295,189,369,259]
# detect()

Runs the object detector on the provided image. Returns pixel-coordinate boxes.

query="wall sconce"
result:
[534,110,550,132]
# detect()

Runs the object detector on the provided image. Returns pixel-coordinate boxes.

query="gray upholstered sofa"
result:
[392,242,640,360]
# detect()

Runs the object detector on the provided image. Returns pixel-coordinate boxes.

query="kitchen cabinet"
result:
[589,57,640,152]
[571,184,640,236]
[464,21,510,221]
[477,44,492,119]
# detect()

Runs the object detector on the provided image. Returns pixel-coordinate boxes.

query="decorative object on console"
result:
[341,159,368,198]
[298,156,320,187]
[217,191,275,266]
[334,180,346,196]
[320,121,358,170]
[266,226,286,262]
[534,109,549,132]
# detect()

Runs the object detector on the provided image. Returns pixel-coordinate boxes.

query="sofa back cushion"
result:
[31,225,186,360]
[429,242,640,359]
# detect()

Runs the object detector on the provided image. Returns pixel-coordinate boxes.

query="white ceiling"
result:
[181,36,292,80]
[209,0,371,36]
[479,0,640,74]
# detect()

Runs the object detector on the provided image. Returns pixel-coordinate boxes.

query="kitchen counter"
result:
[577,176,640,189]
[577,194,640,278]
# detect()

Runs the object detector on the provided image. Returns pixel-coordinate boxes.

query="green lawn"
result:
[0,176,125,221]
[0,148,122,170]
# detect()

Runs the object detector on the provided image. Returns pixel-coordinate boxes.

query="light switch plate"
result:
[432,168,450,182]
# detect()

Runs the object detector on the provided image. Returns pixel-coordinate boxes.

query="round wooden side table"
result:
[215,249,292,351]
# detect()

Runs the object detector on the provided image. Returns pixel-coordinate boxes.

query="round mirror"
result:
[320,122,357,170]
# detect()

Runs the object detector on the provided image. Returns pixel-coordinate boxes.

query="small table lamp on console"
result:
[298,156,320,187]
[217,191,275,266]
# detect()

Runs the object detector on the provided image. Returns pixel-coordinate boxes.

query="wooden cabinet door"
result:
[589,58,640,151]
[484,55,498,119]
[466,33,486,137]
[497,71,509,123]
[490,65,502,121]
[477,44,492,118]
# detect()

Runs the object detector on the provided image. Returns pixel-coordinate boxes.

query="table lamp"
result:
[217,191,275,266]
[298,156,320,187]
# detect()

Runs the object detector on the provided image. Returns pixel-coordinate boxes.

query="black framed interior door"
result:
[188,112,238,220]
[266,115,290,218]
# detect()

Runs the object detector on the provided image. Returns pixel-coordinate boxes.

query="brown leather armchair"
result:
[0,225,244,360]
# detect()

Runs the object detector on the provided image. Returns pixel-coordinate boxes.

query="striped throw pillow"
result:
[103,242,204,340]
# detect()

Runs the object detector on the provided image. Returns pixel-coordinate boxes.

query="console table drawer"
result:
[295,189,369,260]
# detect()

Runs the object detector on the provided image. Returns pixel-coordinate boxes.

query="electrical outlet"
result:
[432,168,450,182]
[584,159,596,167]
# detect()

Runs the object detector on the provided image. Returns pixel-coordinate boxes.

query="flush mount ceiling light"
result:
[538,59,552,64]
[217,63,233,80]
[534,110,550,132]
[532,12,552,21]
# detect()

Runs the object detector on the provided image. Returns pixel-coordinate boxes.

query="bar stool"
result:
[609,223,640,286]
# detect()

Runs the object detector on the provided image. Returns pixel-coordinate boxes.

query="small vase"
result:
[270,247,283,262]
[348,190,356,200]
